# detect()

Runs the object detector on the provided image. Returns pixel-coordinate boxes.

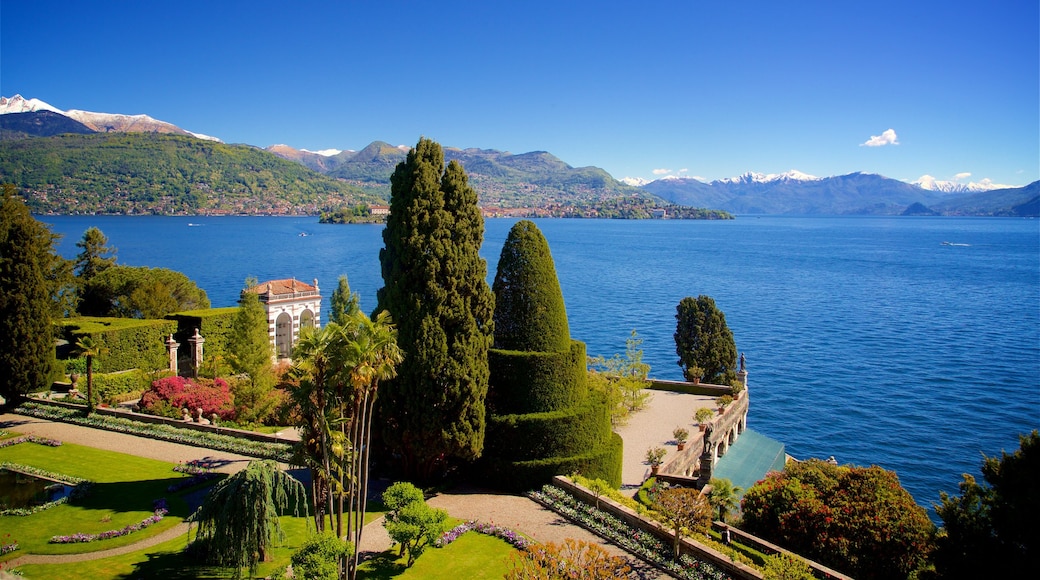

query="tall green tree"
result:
[329,274,360,325]
[674,295,737,384]
[74,335,107,413]
[73,226,116,281]
[376,137,494,481]
[228,284,275,422]
[933,430,1039,578]
[192,460,308,579]
[0,184,62,406]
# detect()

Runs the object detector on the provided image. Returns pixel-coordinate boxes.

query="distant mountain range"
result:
[1,95,1036,216]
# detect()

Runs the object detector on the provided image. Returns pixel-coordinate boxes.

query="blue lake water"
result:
[39,214,1040,510]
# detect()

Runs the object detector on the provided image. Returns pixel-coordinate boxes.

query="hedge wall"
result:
[61,317,177,373]
[487,340,588,415]
[485,390,612,460]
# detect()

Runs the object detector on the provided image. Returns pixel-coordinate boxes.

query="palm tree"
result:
[74,336,107,414]
[342,309,402,580]
[288,310,402,580]
[708,477,742,522]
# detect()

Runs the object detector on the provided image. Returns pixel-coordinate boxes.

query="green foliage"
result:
[487,342,588,415]
[192,459,308,578]
[228,287,275,423]
[492,220,570,353]
[0,133,370,214]
[707,478,742,522]
[695,407,715,424]
[742,459,934,580]
[79,264,210,318]
[61,317,177,373]
[483,431,623,492]
[319,204,384,224]
[74,334,108,413]
[932,430,1039,578]
[674,295,738,384]
[382,481,426,513]
[167,306,239,364]
[73,226,116,282]
[329,274,361,326]
[376,137,495,480]
[762,553,815,580]
[587,330,653,426]
[485,391,612,460]
[290,532,354,580]
[381,482,449,567]
[545,195,735,219]
[0,184,60,404]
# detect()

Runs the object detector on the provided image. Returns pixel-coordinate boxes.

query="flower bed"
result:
[50,499,168,544]
[530,484,730,580]
[435,520,532,550]
[0,435,63,449]
[0,462,93,516]
[168,459,219,492]
[0,538,18,556]
[16,402,292,461]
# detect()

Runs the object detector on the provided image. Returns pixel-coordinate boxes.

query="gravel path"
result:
[1,391,713,577]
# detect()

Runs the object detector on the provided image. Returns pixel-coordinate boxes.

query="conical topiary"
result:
[492,220,570,353]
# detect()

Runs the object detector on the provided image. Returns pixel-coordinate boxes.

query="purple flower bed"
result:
[435,520,532,550]
[49,499,169,544]
[0,435,62,449]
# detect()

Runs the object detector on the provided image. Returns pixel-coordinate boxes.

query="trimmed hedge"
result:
[483,432,623,492]
[487,340,588,414]
[92,369,150,403]
[485,390,611,461]
[60,317,177,373]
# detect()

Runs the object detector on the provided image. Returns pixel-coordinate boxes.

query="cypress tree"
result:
[674,295,737,384]
[228,282,275,420]
[329,274,360,326]
[376,137,494,481]
[0,184,60,406]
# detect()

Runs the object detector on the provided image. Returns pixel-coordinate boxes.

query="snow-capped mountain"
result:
[912,175,1011,193]
[0,95,220,142]
[0,94,64,114]
[715,170,821,185]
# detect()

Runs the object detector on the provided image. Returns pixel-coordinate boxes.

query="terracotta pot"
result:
[677,443,686,451]
[651,465,659,476]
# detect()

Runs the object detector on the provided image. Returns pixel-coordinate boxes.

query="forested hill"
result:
[0,133,374,215]
[273,141,647,207]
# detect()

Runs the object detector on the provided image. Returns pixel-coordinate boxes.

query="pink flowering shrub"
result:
[140,376,235,421]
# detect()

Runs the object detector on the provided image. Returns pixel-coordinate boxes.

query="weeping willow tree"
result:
[191,460,308,578]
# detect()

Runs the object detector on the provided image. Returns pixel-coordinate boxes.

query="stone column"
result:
[165,334,180,374]
[188,328,205,379]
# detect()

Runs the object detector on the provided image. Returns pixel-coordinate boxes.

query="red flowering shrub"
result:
[140,376,235,421]
[741,459,934,580]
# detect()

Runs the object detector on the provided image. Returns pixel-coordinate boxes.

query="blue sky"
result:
[2,0,1037,186]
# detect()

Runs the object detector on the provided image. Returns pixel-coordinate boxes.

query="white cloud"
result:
[953,172,972,181]
[652,168,672,175]
[861,128,899,147]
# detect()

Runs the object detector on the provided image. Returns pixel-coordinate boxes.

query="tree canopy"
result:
[0,184,62,405]
[376,137,495,481]
[79,264,210,318]
[228,283,275,422]
[674,295,737,384]
[741,459,934,579]
[73,226,116,281]
[932,430,1039,578]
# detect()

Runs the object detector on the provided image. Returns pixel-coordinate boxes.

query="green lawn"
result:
[1,434,522,579]
[0,439,194,556]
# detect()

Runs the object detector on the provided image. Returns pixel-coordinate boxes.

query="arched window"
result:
[300,309,315,330]
[275,312,292,359]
